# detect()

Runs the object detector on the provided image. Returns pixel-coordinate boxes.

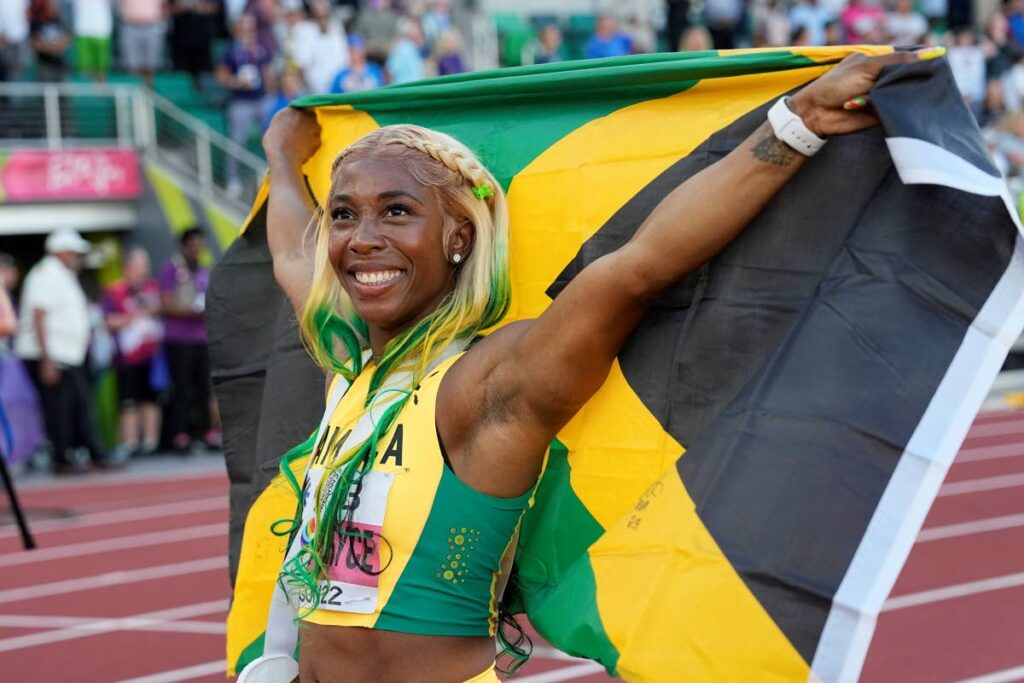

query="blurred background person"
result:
[71,0,113,82]
[217,12,272,195]
[679,24,714,50]
[0,0,29,81]
[884,0,928,46]
[386,16,425,84]
[263,66,306,129]
[117,0,165,86]
[15,230,110,473]
[789,0,835,46]
[585,14,632,59]
[434,28,467,76]
[29,0,69,82]
[354,0,399,66]
[841,0,886,44]
[159,228,217,454]
[705,0,745,48]
[0,253,44,471]
[167,0,220,89]
[102,247,163,460]
[292,0,349,94]
[422,0,453,47]
[949,26,988,120]
[533,23,563,64]
[330,33,384,93]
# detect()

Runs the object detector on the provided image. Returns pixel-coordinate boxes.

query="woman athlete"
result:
[263,50,929,683]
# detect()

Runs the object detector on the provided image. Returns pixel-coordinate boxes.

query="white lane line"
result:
[938,473,1024,497]
[0,599,227,653]
[883,571,1024,611]
[0,614,224,634]
[516,662,607,682]
[17,466,225,491]
[114,659,227,683]
[958,664,1024,683]
[0,523,226,567]
[958,442,1024,463]
[965,419,1024,439]
[918,513,1024,542]
[0,555,226,605]
[0,496,226,540]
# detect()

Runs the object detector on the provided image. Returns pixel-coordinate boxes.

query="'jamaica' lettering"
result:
[314,427,352,466]
[379,424,404,467]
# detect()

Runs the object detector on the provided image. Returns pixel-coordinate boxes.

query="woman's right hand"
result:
[263,108,322,169]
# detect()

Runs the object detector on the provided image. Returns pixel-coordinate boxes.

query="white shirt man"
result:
[16,232,91,366]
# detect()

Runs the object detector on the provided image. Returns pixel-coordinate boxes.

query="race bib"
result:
[296,469,395,614]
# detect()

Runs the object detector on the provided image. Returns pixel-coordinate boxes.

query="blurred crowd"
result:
[0,229,217,475]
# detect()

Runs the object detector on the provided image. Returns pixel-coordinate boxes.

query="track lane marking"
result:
[113,659,227,683]
[937,473,1024,497]
[0,555,226,605]
[884,571,1024,611]
[0,496,226,540]
[17,468,225,492]
[957,664,1024,683]
[958,443,1024,463]
[0,523,227,566]
[918,513,1024,542]
[0,599,227,652]
[0,614,224,634]
[965,419,1024,439]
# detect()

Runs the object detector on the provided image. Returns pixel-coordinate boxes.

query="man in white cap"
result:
[15,229,110,473]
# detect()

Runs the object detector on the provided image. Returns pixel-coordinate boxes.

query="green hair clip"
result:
[472,184,494,200]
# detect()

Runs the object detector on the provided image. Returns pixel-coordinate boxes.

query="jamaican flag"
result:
[209,47,1024,681]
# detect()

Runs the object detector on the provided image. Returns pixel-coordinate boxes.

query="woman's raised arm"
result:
[263,108,322,314]
[465,51,926,468]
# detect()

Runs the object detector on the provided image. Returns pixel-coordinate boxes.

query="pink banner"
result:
[0,149,141,202]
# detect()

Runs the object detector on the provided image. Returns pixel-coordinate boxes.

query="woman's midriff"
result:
[298,622,496,683]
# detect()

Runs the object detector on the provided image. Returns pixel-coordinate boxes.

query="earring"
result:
[452,253,462,264]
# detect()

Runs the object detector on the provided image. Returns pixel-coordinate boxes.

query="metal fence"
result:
[0,81,266,219]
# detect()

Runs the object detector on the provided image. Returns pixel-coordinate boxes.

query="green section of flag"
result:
[235,632,265,674]
[293,49,821,191]
[510,439,617,671]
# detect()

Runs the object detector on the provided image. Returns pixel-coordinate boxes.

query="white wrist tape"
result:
[767,97,827,157]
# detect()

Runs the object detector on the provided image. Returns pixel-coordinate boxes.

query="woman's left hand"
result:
[788,48,943,137]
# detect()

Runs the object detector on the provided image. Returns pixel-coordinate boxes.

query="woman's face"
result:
[327,157,467,340]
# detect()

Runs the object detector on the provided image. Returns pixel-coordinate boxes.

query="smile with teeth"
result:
[353,270,403,285]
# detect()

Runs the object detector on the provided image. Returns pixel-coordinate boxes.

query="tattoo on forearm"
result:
[750,124,799,167]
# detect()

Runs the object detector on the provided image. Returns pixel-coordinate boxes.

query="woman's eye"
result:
[331,207,354,221]
[385,204,410,218]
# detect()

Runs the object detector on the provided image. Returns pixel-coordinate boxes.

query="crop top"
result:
[297,352,534,636]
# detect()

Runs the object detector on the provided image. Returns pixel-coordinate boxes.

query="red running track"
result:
[2,409,1023,683]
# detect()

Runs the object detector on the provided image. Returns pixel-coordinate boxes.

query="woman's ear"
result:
[449,219,475,259]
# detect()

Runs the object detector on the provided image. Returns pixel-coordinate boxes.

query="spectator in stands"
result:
[824,19,844,45]
[789,0,835,46]
[330,34,384,93]
[679,25,713,51]
[422,0,453,48]
[354,0,399,66]
[704,0,745,49]
[159,227,218,454]
[386,17,425,84]
[533,23,563,64]
[293,0,349,94]
[884,0,928,46]
[841,0,886,44]
[949,26,989,120]
[167,0,220,89]
[262,66,305,129]
[16,229,111,474]
[584,14,632,60]
[756,0,793,47]
[434,28,467,76]
[243,0,278,56]
[0,0,30,81]
[217,12,272,194]
[117,0,166,87]
[102,247,163,460]
[985,9,1017,116]
[28,0,70,82]
[72,0,113,82]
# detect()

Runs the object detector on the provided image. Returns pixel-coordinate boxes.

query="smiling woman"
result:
[256,49,927,683]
